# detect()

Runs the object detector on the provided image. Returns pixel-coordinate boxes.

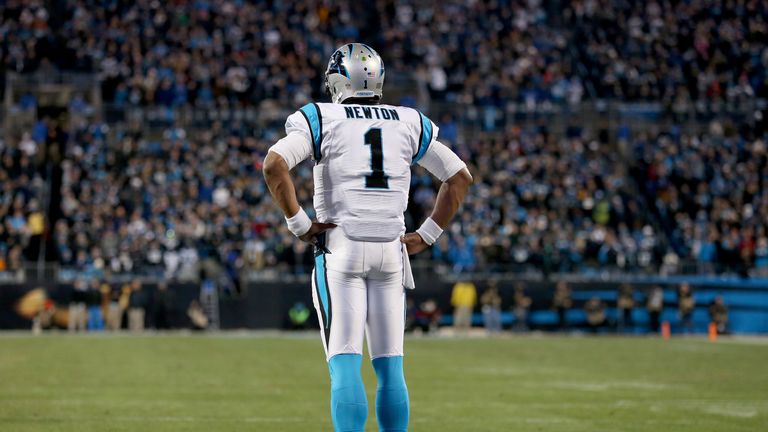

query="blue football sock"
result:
[328,354,368,432]
[372,356,410,432]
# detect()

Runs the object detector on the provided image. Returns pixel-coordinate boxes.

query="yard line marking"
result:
[537,380,672,391]
[702,405,758,418]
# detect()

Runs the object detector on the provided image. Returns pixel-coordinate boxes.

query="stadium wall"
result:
[2,279,767,334]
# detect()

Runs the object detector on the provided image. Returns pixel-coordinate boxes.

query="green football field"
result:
[0,333,766,432]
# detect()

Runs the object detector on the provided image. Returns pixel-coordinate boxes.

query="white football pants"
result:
[311,228,406,361]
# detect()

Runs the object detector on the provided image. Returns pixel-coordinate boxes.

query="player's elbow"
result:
[448,167,473,193]
[460,167,473,186]
[263,151,287,181]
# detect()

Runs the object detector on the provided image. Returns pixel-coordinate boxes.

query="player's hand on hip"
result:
[401,232,429,255]
[298,222,336,245]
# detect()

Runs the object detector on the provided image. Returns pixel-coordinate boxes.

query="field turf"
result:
[0,333,766,431]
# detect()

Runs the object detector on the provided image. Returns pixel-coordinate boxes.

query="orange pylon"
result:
[708,322,718,342]
[661,321,671,340]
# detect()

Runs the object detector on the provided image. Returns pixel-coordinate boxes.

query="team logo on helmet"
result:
[327,50,349,78]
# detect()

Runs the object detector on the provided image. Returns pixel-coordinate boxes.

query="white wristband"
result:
[416,217,443,245]
[285,208,312,237]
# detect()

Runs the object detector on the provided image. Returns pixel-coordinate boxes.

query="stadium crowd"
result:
[2,0,766,110]
[632,122,768,276]
[35,116,765,279]
[0,0,767,279]
[0,130,47,279]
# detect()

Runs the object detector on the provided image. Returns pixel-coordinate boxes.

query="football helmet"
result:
[325,43,385,104]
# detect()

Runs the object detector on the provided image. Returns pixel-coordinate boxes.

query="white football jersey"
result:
[285,102,439,242]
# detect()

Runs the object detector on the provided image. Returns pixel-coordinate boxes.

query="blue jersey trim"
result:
[313,232,332,349]
[315,253,330,328]
[413,111,433,164]
[299,103,323,160]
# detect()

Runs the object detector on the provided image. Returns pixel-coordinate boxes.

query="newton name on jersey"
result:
[343,105,400,121]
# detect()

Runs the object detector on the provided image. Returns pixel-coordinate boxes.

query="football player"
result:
[263,43,472,431]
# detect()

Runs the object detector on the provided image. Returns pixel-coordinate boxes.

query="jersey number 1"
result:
[364,128,388,188]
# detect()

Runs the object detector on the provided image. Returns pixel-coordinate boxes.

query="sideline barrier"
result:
[2,278,767,333]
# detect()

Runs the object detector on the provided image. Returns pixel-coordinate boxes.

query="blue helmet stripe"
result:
[343,46,351,78]
[299,103,323,160]
[360,44,382,76]
[360,43,376,56]
[413,111,433,164]
[330,49,350,79]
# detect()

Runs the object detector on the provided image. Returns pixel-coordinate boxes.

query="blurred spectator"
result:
[288,302,311,330]
[187,300,209,331]
[154,282,174,330]
[552,281,572,330]
[512,284,532,332]
[451,280,477,333]
[584,297,606,332]
[480,281,502,334]
[99,281,110,319]
[617,283,635,332]
[33,299,56,334]
[647,286,664,333]
[68,279,87,332]
[677,282,696,334]
[85,279,104,331]
[709,296,729,335]
[128,279,146,332]
[105,287,123,331]
[414,299,442,335]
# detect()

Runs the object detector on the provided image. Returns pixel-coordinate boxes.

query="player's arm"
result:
[402,141,472,255]
[263,129,335,245]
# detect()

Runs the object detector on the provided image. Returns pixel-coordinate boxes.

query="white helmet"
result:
[325,43,385,104]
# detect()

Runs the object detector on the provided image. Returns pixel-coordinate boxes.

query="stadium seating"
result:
[1,0,766,279]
